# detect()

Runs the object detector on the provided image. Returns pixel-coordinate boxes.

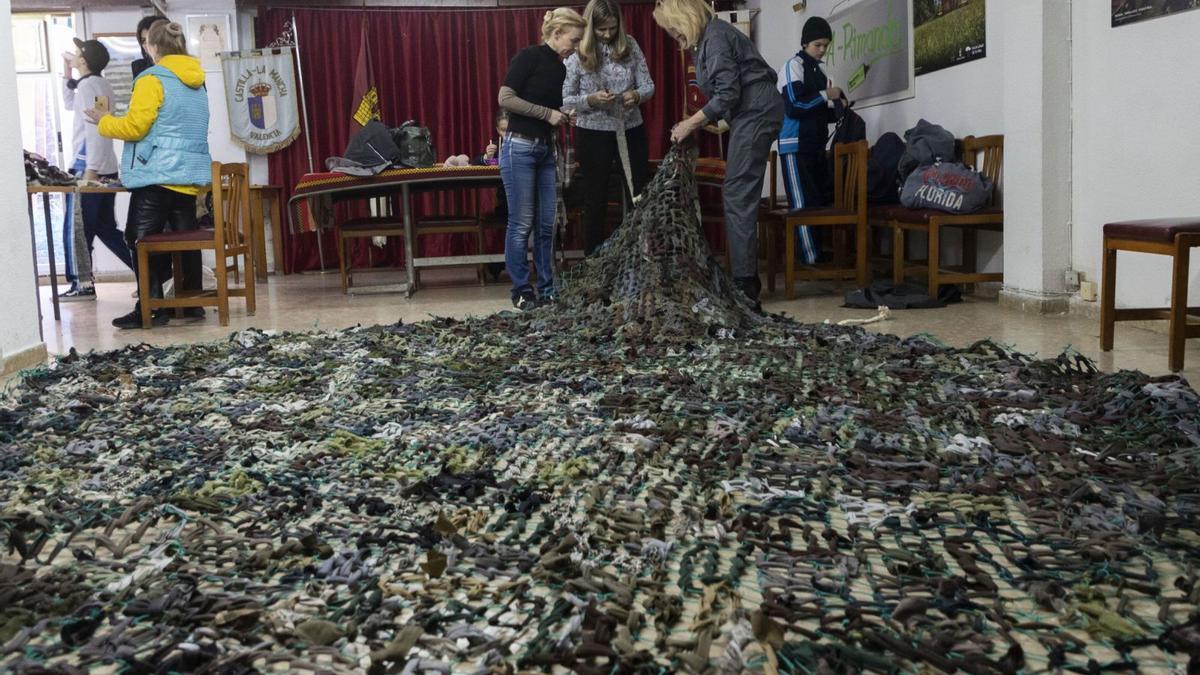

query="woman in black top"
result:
[497,8,585,311]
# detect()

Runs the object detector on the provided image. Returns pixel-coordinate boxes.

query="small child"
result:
[777,17,842,264]
[474,109,509,167]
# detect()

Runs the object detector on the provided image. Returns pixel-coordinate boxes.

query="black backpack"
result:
[829,100,866,148]
[390,121,436,168]
[866,132,905,204]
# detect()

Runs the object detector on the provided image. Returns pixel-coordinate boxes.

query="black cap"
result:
[73,37,110,74]
[801,17,833,46]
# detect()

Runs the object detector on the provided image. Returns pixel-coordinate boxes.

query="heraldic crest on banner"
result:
[222,48,301,154]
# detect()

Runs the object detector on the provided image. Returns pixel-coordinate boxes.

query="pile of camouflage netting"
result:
[3,146,1200,674]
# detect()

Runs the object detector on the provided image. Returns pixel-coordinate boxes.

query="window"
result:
[14,13,76,275]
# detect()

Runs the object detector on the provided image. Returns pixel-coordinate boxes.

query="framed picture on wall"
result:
[95,33,140,115]
[913,0,986,76]
[825,0,916,108]
[186,13,236,71]
[1113,0,1200,28]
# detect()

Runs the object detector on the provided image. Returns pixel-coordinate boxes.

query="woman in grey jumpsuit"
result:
[655,0,783,310]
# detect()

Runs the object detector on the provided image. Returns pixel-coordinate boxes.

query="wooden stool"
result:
[1101,218,1200,372]
[249,185,284,281]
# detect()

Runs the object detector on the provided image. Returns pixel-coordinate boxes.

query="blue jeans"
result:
[63,155,87,284]
[499,135,557,299]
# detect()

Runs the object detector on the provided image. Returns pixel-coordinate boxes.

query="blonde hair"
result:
[541,7,586,43]
[579,0,630,72]
[653,0,713,50]
[147,21,188,58]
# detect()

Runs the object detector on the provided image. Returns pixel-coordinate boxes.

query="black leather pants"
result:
[125,186,203,299]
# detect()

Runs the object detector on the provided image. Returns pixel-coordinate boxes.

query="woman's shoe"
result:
[111,305,169,329]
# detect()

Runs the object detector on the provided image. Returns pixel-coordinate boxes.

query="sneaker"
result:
[59,284,96,302]
[512,293,538,312]
[112,305,169,329]
[540,292,559,306]
[182,307,206,319]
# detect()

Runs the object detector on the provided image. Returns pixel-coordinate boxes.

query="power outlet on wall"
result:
[1064,269,1081,292]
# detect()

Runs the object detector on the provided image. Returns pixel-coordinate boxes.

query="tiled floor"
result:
[30,269,1199,383]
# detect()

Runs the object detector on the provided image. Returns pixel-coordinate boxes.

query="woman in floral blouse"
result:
[562,0,655,256]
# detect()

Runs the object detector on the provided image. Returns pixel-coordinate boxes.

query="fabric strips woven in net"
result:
[557,144,763,341]
[2,144,1200,674]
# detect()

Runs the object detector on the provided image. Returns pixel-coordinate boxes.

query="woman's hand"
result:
[826,86,844,102]
[83,108,103,125]
[484,140,498,159]
[548,109,568,126]
[587,90,616,107]
[621,90,640,107]
[670,117,700,144]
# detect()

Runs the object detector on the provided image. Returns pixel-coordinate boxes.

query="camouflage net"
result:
[3,146,1200,674]
[557,145,764,340]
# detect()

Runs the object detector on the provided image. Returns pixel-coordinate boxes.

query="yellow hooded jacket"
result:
[98,55,207,196]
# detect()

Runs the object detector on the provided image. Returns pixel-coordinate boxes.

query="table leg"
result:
[315,224,327,272]
[42,193,61,321]
[403,184,415,297]
[269,191,285,276]
[250,192,268,283]
[27,195,44,341]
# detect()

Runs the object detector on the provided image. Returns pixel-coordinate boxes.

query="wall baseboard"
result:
[1,343,49,382]
[998,287,1072,315]
[1068,296,1101,321]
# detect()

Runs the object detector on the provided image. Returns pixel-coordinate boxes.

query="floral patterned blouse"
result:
[562,36,655,132]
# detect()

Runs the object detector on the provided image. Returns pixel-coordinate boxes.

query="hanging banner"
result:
[221,48,301,154]
[823,0,915,109]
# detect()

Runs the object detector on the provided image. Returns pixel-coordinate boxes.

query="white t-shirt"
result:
[62,74,119,175]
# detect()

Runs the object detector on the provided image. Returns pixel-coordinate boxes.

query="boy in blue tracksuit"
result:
[777,17,842,264]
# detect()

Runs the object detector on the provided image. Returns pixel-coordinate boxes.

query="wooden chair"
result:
[137,161,255,328]
[337,197,404,293]
[876,134,1004,297]
[413,190,485,287]
[479,206,508,280]
[1101,218,1200,372]
[760,140,869,298]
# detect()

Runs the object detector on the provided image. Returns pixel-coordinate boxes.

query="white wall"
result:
[999,0,1071,298]
[0,0,46,364]
[1071,3,1200,308]
[75,0,249,277]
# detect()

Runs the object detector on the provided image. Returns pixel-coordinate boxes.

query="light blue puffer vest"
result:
[120,65,212,189]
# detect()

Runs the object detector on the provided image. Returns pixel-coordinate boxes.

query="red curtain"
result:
[259,4,720,273]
